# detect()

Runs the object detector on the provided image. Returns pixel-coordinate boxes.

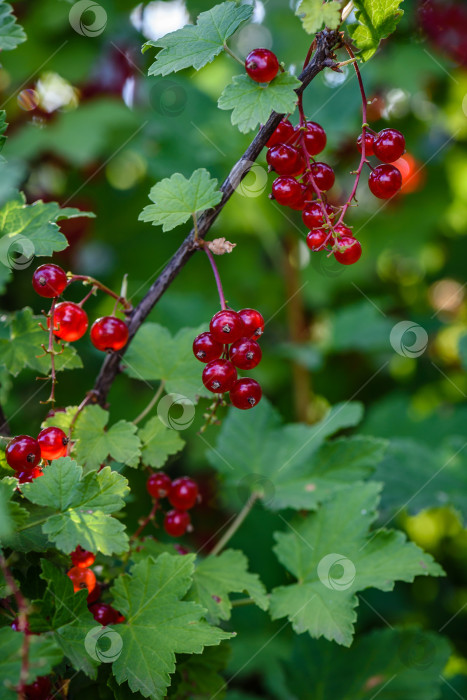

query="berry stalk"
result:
[210,492,259,556]
[204,246,227,310]
[68,275,132,312]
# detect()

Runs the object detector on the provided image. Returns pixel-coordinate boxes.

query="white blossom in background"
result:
[131,0,190,41]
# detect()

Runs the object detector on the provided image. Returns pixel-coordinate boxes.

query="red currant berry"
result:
[67,566,96,594]
[192,332,223,363]
[17,467,42,484]
[5,436,41,472]
[230,337,262,370]
[146,471,172,499]
[230,378,262,410]
[202,359,237,393]
[45,406,66,419]
[49,302,88,342]
[301,121,327,155]
[37,426,68,460]
[287,186,308,211]
[245,48,279,83]
[267,144,304,176]
[89,602,122,625]
[71,545,96,568]
[271,177,304,207]
[90,316,129,352]
[266,119,295,147]
[164,509,191,537]
[169,477,199,511]
[24,676,52,700]
[11,618,30,634]
[357,132,375,156]
[306,229,328,251]
[32,264,68,298]
[209,310,245,344]
[368,164,402,199]
[334,223,354,238]
[334,237,362,265]
[238,308,265,340]
[373,128,405,163]
[87,581,101,604]
[310,162,335,191]
[302,202,334,229]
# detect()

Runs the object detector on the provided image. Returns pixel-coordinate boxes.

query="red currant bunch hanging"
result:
[145,471,200,537]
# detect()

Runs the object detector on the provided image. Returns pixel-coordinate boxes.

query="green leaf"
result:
[0,2,26,51]
[168,645,230,700]
[207,398,373,511]
[349,0,404,62]
[270,482,444,646]
[0,308,82,377]
[459,334,467,370]
[124,323,210,402]
[284,626,451,700]
[139,168,222,232]
[0,478,28,542]
[146,1,253,76]
[218,72,301,134]
[296,0,342,34]
[0,628,62,698]
[110,553,232,699]
[328,300,395,352]
[0,111,7,154]
[73,405,141,471]
[21,458,129,555]
[139,417,185,468]
[187,549,269,623]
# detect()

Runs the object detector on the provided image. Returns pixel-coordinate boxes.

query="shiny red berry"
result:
[230,337,262,370]
[164,509,191,537]
[89,602,122,625]
[192,332,223,363]
[49,301,88,342]
[302,202,334,229]
[334,223,354,238]
[267,144,304,176]
[230,378,262,410]
[306,229,328,251]
[301,121,327,155]
[368,164,402,199]
[90,316,129,352]
[5,436,41,472]
[17,467,42,484]
[146,471,172,499]
[71,545,96,568]
[310,162,335,191]
[357,132,375,156]
[238,308,265,340]
[245,48,279,83]
[24,676,52,699]
[209,310,245,344]
[373,128,405,163]
[334,237,362,265]
[271,177,304,207]
[169,477,199,511]
[37,426,68,460]
[67,566,96,594]
[266,119,295,147]
[202,359,237,393]
[32,264,68,298]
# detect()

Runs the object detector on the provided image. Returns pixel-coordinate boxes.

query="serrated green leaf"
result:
[21,458,129,555]
[218,72,301,134]
[269,483,444,646]
[296,0,342,34]
[187,550,269,623]
[0,1,26,52]
[123,323,210,402]
[0,627,62,698]
[146,1,253,76]
[110,553,232,699]
[139,416,185,468]
[139,168,222,232]
[0,478,28,542]
[0,308,82,377]
[349,0,404,62]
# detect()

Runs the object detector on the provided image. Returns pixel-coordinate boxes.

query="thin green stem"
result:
[133,381,166,425]
[210,492,259,556]
[223,43,244,66]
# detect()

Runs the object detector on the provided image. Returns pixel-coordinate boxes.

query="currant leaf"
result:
[145,1,253,76]
[0,478,28,541]
[218,72,301,134]
[139,416,185,469]
[269,482,444,646]
[0,110,7,155]
[73,405,141,471]
[187,549,269,624]
[0,1,26,51]
[167,645,230,700]
[296,0,342,34]
[349,0,404,62]
[110,553,233,699]
[139,169,222,232]
[0,628,62,698]
[21,458,129,555]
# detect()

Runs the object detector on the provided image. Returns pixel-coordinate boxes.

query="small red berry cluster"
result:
[67,546,124,624]
[146,472,199,537]
[359,127,405,198]
[32,263,129,352]
[5,427,68,483]
[193,308,264,410]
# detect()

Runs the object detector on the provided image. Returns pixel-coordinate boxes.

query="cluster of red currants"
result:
[32,263,129,352]
[4,427,68,483]
[146,472,199,537]
[193,308,264,410]
[357,127,405,197]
